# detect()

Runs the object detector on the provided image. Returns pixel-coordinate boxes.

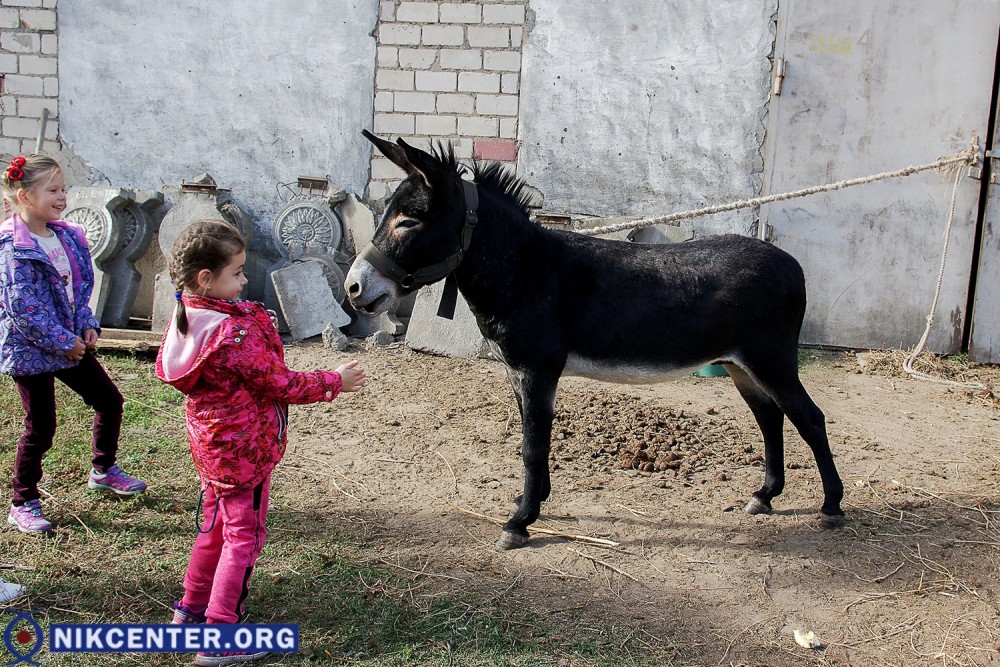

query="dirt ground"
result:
[277,341,1000,666]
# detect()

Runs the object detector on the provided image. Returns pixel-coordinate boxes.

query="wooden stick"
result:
[569,547,639,583]
[443,501,621,547]
[434,450,458,494]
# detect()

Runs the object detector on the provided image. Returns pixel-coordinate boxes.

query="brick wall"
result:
[0,0,58,159]
[370,0,526,201]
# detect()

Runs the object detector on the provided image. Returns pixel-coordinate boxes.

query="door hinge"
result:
[772,59,787,96]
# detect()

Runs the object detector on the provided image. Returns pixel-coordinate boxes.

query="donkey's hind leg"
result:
[724,364,786,516]
[739,358,845,526]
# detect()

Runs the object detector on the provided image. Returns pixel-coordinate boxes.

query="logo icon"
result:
[2,609,43,666]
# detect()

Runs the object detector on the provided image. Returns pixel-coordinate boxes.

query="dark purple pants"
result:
[11,352,124,505]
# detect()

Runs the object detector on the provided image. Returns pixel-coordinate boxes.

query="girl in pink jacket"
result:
[156,219,365,666]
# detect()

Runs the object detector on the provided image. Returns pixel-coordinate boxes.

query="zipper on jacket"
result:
[274,400,286,440]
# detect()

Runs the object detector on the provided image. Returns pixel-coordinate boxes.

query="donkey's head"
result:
[345,130,477,315]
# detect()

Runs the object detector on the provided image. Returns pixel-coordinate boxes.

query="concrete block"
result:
[421,25,464,46]
[0,53,16,73]
[499,117,518,139]
[380,24,421,45]
[376,69,414,91]
[440,3,481,23]
[405,280,485,358]
[393,91,436,113]
[397,47,437,69]
[100,193,162,328]
[440,49,482,70]
[437,93,475,114]
[374,113,415,135]
[19,8,56,30]
[336,193,376,258]
[467,26,509,48]
[271,260,351,341]
[458,116,498,137]
[415,70,457,92]
[374,91,394,112]
[500,72,519,94]
[458,71,500,93]
[63,187,133,322]
[376,46,398,67]
[416,114,456,136]
[482,4,525,24]
[396,2,438,23]
[0,8,18,29]
[475,93,518,116]
[483,50,521,72]
[0,33,40,53]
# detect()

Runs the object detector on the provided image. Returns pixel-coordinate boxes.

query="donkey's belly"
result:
[563,353,711,384]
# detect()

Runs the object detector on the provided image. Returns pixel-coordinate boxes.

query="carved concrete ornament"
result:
[273,200,343,258]
[64,205,121,263]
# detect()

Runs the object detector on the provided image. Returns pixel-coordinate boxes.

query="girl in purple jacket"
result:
[1,155,146,535]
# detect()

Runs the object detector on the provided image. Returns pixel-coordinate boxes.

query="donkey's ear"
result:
[362,130,415,174]
[395,137,449,186]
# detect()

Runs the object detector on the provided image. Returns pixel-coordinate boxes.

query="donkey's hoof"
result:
[744,496,772,516]
[495,530,528,550]
[819,512,846,529]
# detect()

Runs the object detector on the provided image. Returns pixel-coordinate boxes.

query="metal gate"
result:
[760,1,1000,355]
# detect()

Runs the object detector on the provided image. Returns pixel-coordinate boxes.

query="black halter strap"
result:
[358,179,479,320]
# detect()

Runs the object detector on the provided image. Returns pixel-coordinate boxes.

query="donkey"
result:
[346,131,845,550]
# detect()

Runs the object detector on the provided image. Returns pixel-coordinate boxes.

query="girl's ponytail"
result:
[173,280,189,336]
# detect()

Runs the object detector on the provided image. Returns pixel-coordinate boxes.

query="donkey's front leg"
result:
[496,370,558,550]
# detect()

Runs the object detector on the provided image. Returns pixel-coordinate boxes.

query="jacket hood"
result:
[158,295,245,391]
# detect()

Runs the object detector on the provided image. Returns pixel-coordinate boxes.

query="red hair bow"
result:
[6,156,26,181]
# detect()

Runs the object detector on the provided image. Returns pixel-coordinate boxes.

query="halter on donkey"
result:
[346,131,845,550]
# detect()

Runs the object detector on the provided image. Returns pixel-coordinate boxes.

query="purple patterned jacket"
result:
[0,214,101,376]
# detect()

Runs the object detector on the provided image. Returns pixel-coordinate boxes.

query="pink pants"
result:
[181,476,270,624]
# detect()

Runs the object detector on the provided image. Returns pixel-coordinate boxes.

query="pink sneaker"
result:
[88,465,147,496]
[8,499,53,534]
[172,601,206,624]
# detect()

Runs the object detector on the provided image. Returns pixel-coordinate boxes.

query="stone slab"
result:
[271,260,351,341]
[405,280,485,358]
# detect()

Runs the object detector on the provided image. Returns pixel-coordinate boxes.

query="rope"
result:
[575,147,978,237]
[902,168,986,390]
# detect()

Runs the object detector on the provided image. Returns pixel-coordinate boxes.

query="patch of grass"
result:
[0,351,675,666]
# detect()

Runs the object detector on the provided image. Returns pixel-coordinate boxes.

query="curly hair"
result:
[2,154,62,215]
[168,219,246,335]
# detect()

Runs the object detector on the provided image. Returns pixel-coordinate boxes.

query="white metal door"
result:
[970,103,1000,362]
[760,1,999,353]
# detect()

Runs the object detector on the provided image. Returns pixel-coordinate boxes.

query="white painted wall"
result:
[519,1,776,236]
[57,0,378,254]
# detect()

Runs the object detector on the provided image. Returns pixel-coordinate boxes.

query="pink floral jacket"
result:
[156,294,341,497]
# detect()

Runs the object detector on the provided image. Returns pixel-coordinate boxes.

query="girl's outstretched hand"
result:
[336,360,367,392]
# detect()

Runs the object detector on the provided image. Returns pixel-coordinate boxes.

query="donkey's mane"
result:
[429,141,535,216]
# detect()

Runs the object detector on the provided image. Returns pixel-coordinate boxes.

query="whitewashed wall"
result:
[57,0,378,253]
[519,1,776,236]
